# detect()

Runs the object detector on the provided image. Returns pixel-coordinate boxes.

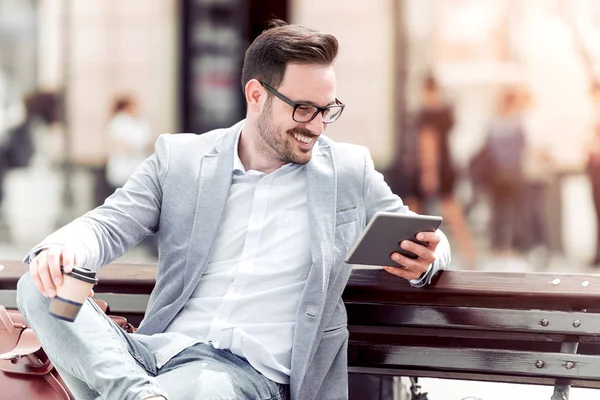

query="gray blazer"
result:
[30,120,448,399]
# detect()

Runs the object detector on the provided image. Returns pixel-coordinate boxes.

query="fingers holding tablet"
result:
[415,231,441,249]
[384,264,424,280]
[400,237,437,264]
[384,231,440,279]
[345,212,443,273]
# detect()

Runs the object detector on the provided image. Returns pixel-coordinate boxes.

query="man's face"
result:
[256,63,337,165]
[423,88,439,107]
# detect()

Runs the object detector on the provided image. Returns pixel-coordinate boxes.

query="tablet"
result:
[345,211,443,267]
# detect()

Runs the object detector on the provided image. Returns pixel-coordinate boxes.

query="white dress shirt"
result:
[135,129,311,383]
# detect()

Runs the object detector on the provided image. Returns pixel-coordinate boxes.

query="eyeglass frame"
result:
[259,81,345,124]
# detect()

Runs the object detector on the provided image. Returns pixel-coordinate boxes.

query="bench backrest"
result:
[3,261,600,389]
[344,268,600,390]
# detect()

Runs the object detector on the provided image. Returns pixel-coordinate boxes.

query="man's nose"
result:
[304,112,325,135]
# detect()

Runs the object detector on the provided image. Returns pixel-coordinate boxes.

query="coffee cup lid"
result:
[62,266,98,285]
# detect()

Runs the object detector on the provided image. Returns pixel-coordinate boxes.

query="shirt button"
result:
[232,286,239,293]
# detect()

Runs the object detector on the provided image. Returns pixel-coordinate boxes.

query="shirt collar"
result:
[233,125,245,173]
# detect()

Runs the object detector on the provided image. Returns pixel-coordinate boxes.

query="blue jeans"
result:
[16,273,288,400]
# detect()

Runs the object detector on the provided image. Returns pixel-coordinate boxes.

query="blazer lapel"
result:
[182,126,239,284]
[306,143,337,298]
[291,141,337,389]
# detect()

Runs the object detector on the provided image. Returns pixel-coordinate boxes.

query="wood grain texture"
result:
[347,367,600,390]
[346,268,600,298]
[3,262,600,303]
[346,304,600,336]
[0,261,156,294]
[349,344,600,380]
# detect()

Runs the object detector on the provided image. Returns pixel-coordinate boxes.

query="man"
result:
[17,20,451,400]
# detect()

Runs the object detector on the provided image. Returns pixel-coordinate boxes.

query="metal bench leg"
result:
[551,341,579,400]
[551,380,570,400]
[408,377,429,400]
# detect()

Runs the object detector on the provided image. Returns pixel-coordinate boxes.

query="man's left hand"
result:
[384,231,440,280]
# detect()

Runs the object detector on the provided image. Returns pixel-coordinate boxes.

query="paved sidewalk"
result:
[417,377,599,399]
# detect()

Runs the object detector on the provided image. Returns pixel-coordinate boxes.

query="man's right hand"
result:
[29,246,77,298]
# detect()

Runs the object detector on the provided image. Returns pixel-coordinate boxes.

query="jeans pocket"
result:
[121,332,158,376]
[88,299,157,376]
[277,383,290,400]
[268,382,289,400]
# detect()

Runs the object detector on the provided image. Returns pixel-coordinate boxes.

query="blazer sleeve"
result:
[361,147,451,286]
[23,134,171,270]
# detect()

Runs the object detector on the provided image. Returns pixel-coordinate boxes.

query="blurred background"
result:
[3,1,600,398]
[1,0,600,276]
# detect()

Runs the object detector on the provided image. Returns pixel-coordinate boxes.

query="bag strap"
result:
[0,306,26,355]
[93,299,109,313]
[0,329,45,366]
[0,306,19,333]
[0,332,70,399]
[43,372,72,400]
[0,319,71,399]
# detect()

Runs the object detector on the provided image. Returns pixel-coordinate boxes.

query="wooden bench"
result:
[2,260,600,399]
[344,269,600,400]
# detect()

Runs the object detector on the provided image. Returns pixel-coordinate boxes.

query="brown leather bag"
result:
[0,306,72,399]
[0,301,135,400]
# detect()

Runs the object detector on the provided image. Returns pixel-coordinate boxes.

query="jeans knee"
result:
[16,272,47,321]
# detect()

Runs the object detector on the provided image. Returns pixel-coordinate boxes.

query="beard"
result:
[256,101,316,165]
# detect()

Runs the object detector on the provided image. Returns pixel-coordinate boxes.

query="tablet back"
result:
[345,212,443,267]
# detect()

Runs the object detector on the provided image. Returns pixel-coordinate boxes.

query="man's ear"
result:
[245,79,264,113]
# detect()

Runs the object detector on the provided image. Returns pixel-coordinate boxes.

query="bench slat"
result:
[349,344,600,380]
[347,367,600,390]
[347,304,600,336]
[347,269,600,298]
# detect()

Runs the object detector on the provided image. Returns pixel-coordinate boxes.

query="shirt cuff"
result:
[408,229,451,288]
[409,262,435,288]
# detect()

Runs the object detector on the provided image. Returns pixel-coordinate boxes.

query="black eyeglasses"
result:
[259,81,345,124]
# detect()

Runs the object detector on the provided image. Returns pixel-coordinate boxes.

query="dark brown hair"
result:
[241,19,338,91]
[112,95,134,115]
[423,73,439,93]
[25,91,62,124]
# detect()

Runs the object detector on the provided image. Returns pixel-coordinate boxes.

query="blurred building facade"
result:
[1,0,600,271]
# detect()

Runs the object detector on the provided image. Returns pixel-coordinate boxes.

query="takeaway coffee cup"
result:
[48,266,98,322]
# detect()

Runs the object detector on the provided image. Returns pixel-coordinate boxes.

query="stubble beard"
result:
[256,102,313,165]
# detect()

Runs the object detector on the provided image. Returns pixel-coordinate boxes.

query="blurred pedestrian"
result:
[484,87,526,256]
[105,95,156,257]
[519,88,552,267]
[587,82,600,266]
[0,91,61,233]
[105,95,152,193]
[414,74,477,269]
